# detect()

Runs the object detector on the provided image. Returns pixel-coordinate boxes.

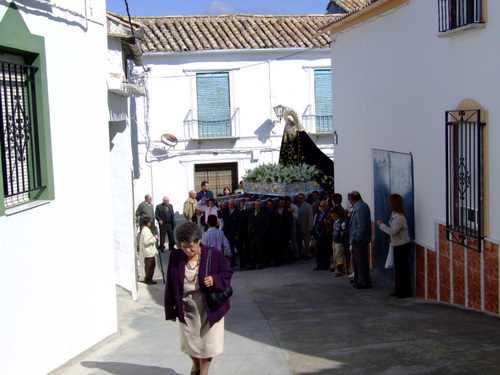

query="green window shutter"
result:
[196,72,231,137]
[314,69,333,133]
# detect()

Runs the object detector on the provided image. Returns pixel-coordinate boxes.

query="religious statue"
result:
[279,108,334,191]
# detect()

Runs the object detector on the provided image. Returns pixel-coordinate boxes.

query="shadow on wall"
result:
[82,361,181,375]
[254,119,275,143]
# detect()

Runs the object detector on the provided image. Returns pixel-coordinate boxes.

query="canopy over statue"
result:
[279,108,334,191]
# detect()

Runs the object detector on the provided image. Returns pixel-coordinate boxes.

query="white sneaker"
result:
[348,272,355,278]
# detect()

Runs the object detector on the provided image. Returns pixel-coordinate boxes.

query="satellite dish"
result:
[161,133,178,147]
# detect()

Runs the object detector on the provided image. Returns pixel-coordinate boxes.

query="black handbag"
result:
[205,247,233,311]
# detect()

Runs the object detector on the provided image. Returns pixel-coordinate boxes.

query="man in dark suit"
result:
[276,197,293,264]
[223,199,240,267]
[349,191,372,289]
[155,196,176,251]
[312,200,331,270]
[264,199,280,267]
[246,199,268,270]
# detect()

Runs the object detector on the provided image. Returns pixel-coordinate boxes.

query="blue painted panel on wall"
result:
[373,149,414,279]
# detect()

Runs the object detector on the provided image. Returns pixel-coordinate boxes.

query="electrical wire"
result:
[123,0,136,38]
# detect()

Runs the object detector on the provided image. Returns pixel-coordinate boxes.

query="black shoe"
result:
[257,265,264,270]
[313,267,322,271]
[352,283,359,288]
[246,266,256,271]
[389,292,397,297]
[356,284,372,290]
[350,279,358,284]
[144,280,157,285]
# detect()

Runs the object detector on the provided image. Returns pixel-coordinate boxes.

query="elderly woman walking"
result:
[377,194,412,299]
[165,221,233,375]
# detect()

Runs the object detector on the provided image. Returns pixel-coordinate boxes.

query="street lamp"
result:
[273,104,286,122]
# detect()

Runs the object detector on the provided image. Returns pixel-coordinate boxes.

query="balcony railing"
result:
[302,105,333,133]
[438,0,483,33]
[183,108,239,139]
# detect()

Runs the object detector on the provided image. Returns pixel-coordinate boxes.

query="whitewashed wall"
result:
[107,33,139,299]
[0,2,117,374]
[330,1,500,248]
[133,49,334,217]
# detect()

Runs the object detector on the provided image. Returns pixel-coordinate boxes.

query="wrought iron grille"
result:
[315,115,333,133]
[438,0,483,33]
[198,118,231,138]
[0,60,44,208]
[445,109,484,252]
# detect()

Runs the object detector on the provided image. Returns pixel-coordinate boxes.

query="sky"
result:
[106,0,330,17]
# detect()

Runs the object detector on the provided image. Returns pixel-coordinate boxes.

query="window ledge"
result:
[5,200,50,216]
[107,76,146,97]
[438,23,485,38]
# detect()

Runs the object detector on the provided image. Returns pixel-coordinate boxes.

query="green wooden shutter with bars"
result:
[314,69,333,133]
[196,72,231,138]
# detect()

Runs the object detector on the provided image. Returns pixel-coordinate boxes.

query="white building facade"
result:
[324,0,499,315]
[0,2,118,373]
[130,14,338,221]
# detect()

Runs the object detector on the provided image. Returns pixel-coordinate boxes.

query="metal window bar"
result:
[438,0,483,33]
[0,60,44,208]
[445,109,484,252]
[302,106,333,133]
[198,118,231,138]
[315,115,333,133]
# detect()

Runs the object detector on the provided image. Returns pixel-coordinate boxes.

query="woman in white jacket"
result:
[140,216,159,285]
[377,194,412,298]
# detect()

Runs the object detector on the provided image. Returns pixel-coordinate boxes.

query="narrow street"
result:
[52,255,500,375]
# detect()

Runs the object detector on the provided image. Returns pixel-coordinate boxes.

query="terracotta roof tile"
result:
[332,0,373,13]
[131,14,340,53]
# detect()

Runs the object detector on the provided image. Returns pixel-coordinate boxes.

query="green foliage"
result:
[243,163,320,183]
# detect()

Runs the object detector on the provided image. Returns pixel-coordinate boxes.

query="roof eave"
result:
[142,47,331,58]
[320,0,408,35]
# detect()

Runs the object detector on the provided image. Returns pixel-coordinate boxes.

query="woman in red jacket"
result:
[165,222,233,375]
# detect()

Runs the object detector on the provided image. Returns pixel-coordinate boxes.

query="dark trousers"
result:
[278,232,292,263]
[249,234,265,267]
[237,235,249,268]
[394,242,412,297]
[228,238,237,267]
[159,224,175,250]
[315,236,331,269]
[352,241,371,287]
[144,256,156,282]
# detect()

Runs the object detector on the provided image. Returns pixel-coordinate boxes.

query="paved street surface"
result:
[52,253,500,375]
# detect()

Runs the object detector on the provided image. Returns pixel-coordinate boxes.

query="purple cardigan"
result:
[164,244,233,327]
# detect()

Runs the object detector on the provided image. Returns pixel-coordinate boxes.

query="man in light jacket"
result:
[296,193,313,260]
[183,190,198,223]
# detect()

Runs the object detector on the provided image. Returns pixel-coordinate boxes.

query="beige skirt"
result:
[179,266,224,358]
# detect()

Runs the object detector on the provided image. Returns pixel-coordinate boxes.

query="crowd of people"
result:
[135,183,411,297]
[136,182,413,375]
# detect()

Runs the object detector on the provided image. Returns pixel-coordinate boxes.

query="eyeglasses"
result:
[180,242,199,251]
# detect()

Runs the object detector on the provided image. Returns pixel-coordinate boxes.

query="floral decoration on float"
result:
[242,163,323,195]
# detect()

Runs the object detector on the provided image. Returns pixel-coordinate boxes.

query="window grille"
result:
[314,69,333,133]
[195,162,238,196]
[196,72,231,138]
[445,109,484,252]
[1,60,45,208]
[438,0,483,33]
